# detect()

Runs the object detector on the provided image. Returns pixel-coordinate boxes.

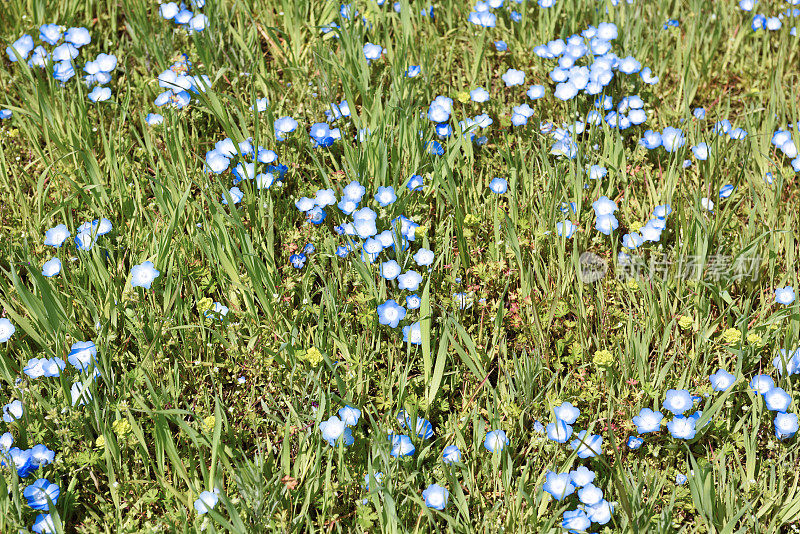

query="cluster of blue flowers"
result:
[468,0,526,28]
[427,95,491,146]
[41,218,113,277]
[204,135,287,202]
[1,330,68,532]
[6,25,118,102]
[151,54,210,115]
[538,402,612,529]
[159,0,208,32]
[293,177,432,344]
[319,403,510,512]
[742,0,800,35]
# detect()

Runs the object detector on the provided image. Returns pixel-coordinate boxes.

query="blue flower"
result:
[363,42,384,61]
[68,341,97,372]
[146,113,164,126]
[413,248,434,267]
[422,483,449,510]
[546,420,573,443]
[502,68,525,87]
[2,400,23,422]
[639,130,663,149]
[406,65,421,77]
[397,412,434,439]
[222,186,244,205]
[719,184,735,199]
[632,408,663,434]
[494,40,507,51]
[41,258,62,277]
[578,483,603,505]
[130,261,160,289]
[71,380,93,406]
[194,489,220,514]
[389,434,415,456]
[661,127,686,152]
[0,109,11,119]
[290,253,306,269]
[23,358,64,379]
[775,412,799,440]
[338,405,361,426]
[553,402,580,424]
[587,165,607,180]
[587,500,614,525]
[377,299,406,328]
[542,471,574,500]
[663,389,694,415]
[595,214,619,235]
[569,431,603,458]
[773,350,800,376]
[570,466,595,487]
[556,220,575,238]
[397,271,423,291]
[653,204,672,218]
[691,143,708,160]
[442,445,461,464]
[764,387,792,412]
[693,107,706,119]
[470,87,490,103]
[88,86,112,103]
[484,429,509,452]
[402,322,422,345]
[375,186,397,206]
[562,509,591,532]
[343,181,366,202]
[307,207,326,224]
[6,35,34,62]
[39,24,63,45]
[592,196,617,216]
[380,260,401,280]
[622,232,643,249]
[489,177,508,194]
[32,514,56,534]
[24,479,59,511]
[65,27,91,47]
[675,473,688,485]
[750,374,774,395]
[667,416,697,440]
[709,369,736,391]
[319,416,354,446]
[775,286,795,305]
[406,294,421,310]
[627,436,644,449]
[407,174,424,192]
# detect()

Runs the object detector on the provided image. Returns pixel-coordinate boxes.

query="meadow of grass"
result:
[1,0,800,532]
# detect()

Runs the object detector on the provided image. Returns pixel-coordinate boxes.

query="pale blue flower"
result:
[422,483,449,510]
[194,489,220,514]
[484,429,509,452]
[389,434,415,456]
[764,387,792,412]
[489,177,507,194]
[542,471,574,500]
[442,445,461,464]
[338,405,361,426]
[667,416,697,439]
[775,286,795,305]
[377,299,406,328]
[632,408,663,434]
[546,420,573,443]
